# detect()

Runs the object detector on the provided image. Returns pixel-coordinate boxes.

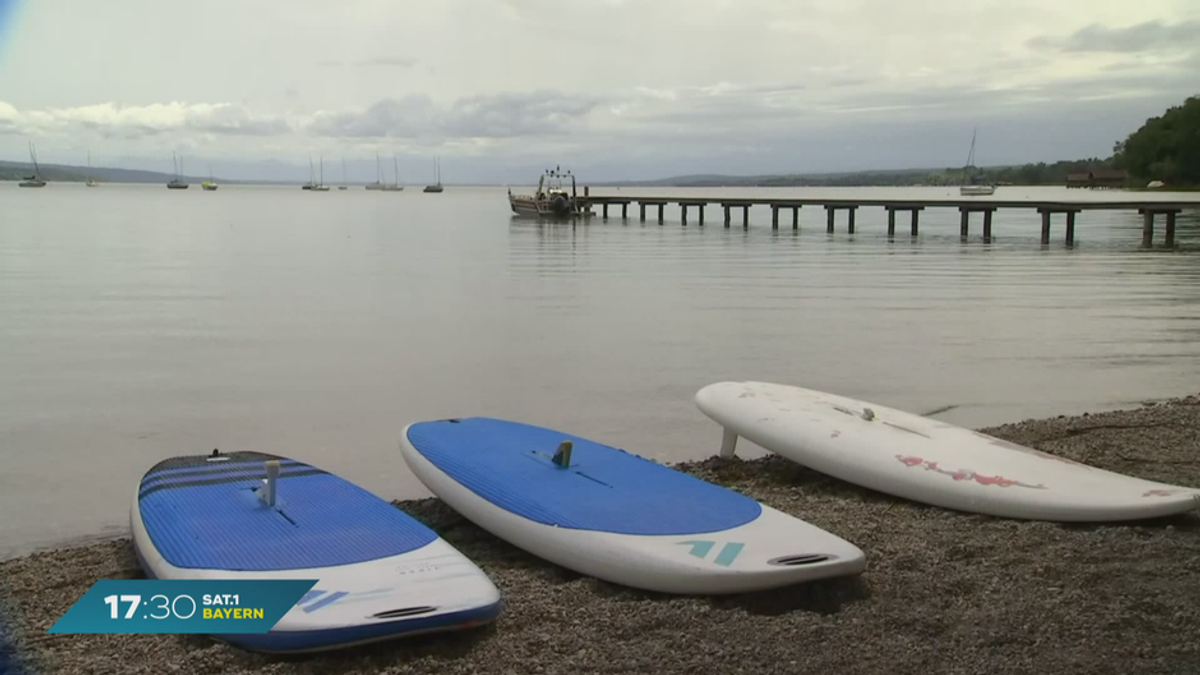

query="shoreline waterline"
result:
[2,393,1199,674]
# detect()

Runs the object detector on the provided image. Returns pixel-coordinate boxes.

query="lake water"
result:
[2,182,1198,558]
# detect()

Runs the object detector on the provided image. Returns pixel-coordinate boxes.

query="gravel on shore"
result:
[3,395,1200,675]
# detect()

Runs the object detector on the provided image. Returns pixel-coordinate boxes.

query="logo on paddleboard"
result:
[895,455,1046,489]
[677,540,744,566]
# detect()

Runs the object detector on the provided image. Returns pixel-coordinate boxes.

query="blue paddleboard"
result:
[400,418,866,594]
[132,450,501,653]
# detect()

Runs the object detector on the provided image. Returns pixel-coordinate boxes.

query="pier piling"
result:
[573,192,1198,247]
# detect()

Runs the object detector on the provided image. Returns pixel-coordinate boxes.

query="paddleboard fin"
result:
[257,459,281,506]
[861,408,876,421]
[552,441,572,468]
[719,429,738,458]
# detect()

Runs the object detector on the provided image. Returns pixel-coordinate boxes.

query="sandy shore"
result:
[3,395,1200,675]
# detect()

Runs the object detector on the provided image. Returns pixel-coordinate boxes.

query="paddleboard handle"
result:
[262,459,281,506]
[552,441,572,468]
[719,428,738,459]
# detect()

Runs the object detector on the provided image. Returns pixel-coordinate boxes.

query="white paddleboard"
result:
[695,381,1200,522]
[399,417,866,595]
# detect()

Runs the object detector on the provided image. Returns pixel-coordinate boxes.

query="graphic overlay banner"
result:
[47,579,317,634]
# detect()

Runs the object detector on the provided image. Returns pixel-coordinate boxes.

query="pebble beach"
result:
[3,394,1200,675]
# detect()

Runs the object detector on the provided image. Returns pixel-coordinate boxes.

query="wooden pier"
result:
[574,192,1197,247]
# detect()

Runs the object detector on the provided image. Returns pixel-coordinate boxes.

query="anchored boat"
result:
[382,155,404,191]
[167,152,189,189]
[86,151,99,187]
[202,164,218,191]
[423,156,443,193]
[508,167,591,218]
[365,153,385,190]
[19,142,47,188]
[959,128,995,196]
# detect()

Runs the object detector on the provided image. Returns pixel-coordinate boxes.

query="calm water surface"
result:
[2,183,1199,558]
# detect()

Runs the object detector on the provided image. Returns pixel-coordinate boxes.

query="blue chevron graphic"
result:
[677,540,744,566]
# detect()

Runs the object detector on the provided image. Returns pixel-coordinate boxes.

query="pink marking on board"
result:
[1143,489,1177,498]
[893,455,1046,490]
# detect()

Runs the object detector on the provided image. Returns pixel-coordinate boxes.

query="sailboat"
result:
[19,141,47,188]
[312,156,331,191]
[423,156,443,193]
[365,153,385,190]
[302,156,315,190]
[383,155,404,191]
[202,164,218,191]
[338,158,348,190]
[86,151,99,187]
[959,128,995,196]
[167,152,189,189]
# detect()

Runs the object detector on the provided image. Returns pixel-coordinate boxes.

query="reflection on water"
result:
[1,183,1198,557]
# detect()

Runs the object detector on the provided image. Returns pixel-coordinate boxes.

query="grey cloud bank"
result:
[1028,19,1200,53]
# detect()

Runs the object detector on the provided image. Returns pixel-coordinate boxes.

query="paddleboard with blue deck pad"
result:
[132,450,502,653]
[399,418,866,594]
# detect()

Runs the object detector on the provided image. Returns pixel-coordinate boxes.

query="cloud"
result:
[318,56,418,68]
[443,91,601,137]
[0,101,292,139]
[308,95,437,137]
[308,90,602,139]
[1029,20,1200,53]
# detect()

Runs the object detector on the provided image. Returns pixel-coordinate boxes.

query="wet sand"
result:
[3,394,1200,675]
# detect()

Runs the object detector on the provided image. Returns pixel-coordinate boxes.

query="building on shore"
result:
[1066,169,1130,189]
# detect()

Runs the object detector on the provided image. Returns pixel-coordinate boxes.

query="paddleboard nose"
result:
[695,381,741,412]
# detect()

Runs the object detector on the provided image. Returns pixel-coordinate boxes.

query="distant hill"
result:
[593,167,938,187]
[1,160,197,185]
[589,161,1119,188]
[590,167,976,188]
[0,160,286,185]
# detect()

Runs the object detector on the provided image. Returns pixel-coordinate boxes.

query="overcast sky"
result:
[1,0,1197,183]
